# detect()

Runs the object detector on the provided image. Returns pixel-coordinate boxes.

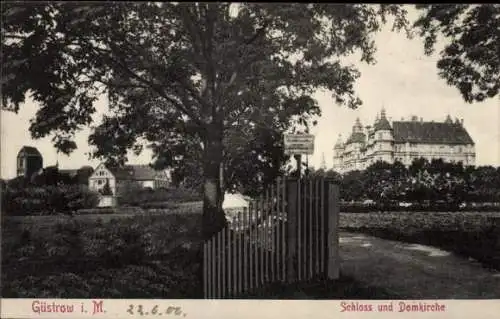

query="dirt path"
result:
[339,232,500,299]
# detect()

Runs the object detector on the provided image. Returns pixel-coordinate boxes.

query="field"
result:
[340,211,500,270]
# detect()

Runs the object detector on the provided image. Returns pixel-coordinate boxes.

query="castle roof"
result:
[346,132,366,144]
[373,107,392,131]
[108,164,159,181]
[392,121,474,145]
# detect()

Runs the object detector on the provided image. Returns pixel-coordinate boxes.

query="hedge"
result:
[2,185,99,216]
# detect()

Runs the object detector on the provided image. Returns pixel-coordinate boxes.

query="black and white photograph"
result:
[1,2,499,311]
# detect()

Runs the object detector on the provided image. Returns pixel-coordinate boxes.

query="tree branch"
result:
[102,45,206,131]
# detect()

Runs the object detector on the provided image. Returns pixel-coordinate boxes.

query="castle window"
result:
[18,158,23,168]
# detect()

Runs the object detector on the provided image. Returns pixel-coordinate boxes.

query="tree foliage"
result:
[323,158,500,204]
[413,4,500,103]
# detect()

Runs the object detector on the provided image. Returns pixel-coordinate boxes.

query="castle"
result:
[333,108,476,173]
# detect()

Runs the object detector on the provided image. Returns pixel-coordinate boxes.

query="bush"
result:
[2,213,204,298]
[2,185,99,215]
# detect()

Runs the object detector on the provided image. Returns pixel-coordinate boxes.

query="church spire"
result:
[445,114,453,124]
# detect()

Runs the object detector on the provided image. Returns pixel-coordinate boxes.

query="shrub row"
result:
[2,185,99,216]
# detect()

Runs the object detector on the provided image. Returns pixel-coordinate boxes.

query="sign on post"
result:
[284,134,315,155]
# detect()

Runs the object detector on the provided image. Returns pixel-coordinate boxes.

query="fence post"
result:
[326,181,340,280]
[286,179,298,282]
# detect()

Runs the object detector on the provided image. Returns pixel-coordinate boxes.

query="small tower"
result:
[320,152,327,171]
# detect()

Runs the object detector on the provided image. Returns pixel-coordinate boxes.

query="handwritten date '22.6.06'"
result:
[126,305,187,317]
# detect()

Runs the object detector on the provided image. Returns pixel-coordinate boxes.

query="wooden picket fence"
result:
[203,177,340,299]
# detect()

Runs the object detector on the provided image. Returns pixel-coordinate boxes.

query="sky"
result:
[1,7,499,179]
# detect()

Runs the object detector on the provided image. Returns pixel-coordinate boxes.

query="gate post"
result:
[286,179,298,282]
[326,180,340,279]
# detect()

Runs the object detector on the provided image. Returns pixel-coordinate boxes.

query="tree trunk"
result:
[202,124,227,240]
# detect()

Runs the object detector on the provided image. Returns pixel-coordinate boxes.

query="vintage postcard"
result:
[1,2,499,318]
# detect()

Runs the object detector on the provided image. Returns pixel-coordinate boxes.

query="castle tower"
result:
[333,134,344,172]
[373,107,394,164]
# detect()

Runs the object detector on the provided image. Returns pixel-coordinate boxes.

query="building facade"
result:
[88,163,171,196]
[16,146,43,179]
[333,109,476,173]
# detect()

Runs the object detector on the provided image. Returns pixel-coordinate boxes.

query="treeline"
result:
[305,158,500,205]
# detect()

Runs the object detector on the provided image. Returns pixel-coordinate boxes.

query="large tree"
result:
[413,4,500,103]
[2,3,409,238]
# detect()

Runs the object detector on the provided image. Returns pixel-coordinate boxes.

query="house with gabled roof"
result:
[88,163,171,197]
[333,109,476,173]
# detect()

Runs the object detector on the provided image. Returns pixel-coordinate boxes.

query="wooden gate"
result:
[203,177,339,299]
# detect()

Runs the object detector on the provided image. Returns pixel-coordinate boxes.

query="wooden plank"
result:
[216,231,221,298]
[315,178,320,275]
[243,207,248,293]
[236,212,242,295]
[281,177,286,282]
[309,178,313,279]
[211,235,216,298]
[232,215,237,295]
[227,225,232,297]
[221,227,226,298]
[259,196,266,287]
[271,180,277,282]
[248,201,254,292]
[286,179,298,282]
[320,178,325,273]
[297,179,302,281]
[253,200,259,290]
[203,242,208,299]
[264,188,269,284]
[327,182,340,279]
